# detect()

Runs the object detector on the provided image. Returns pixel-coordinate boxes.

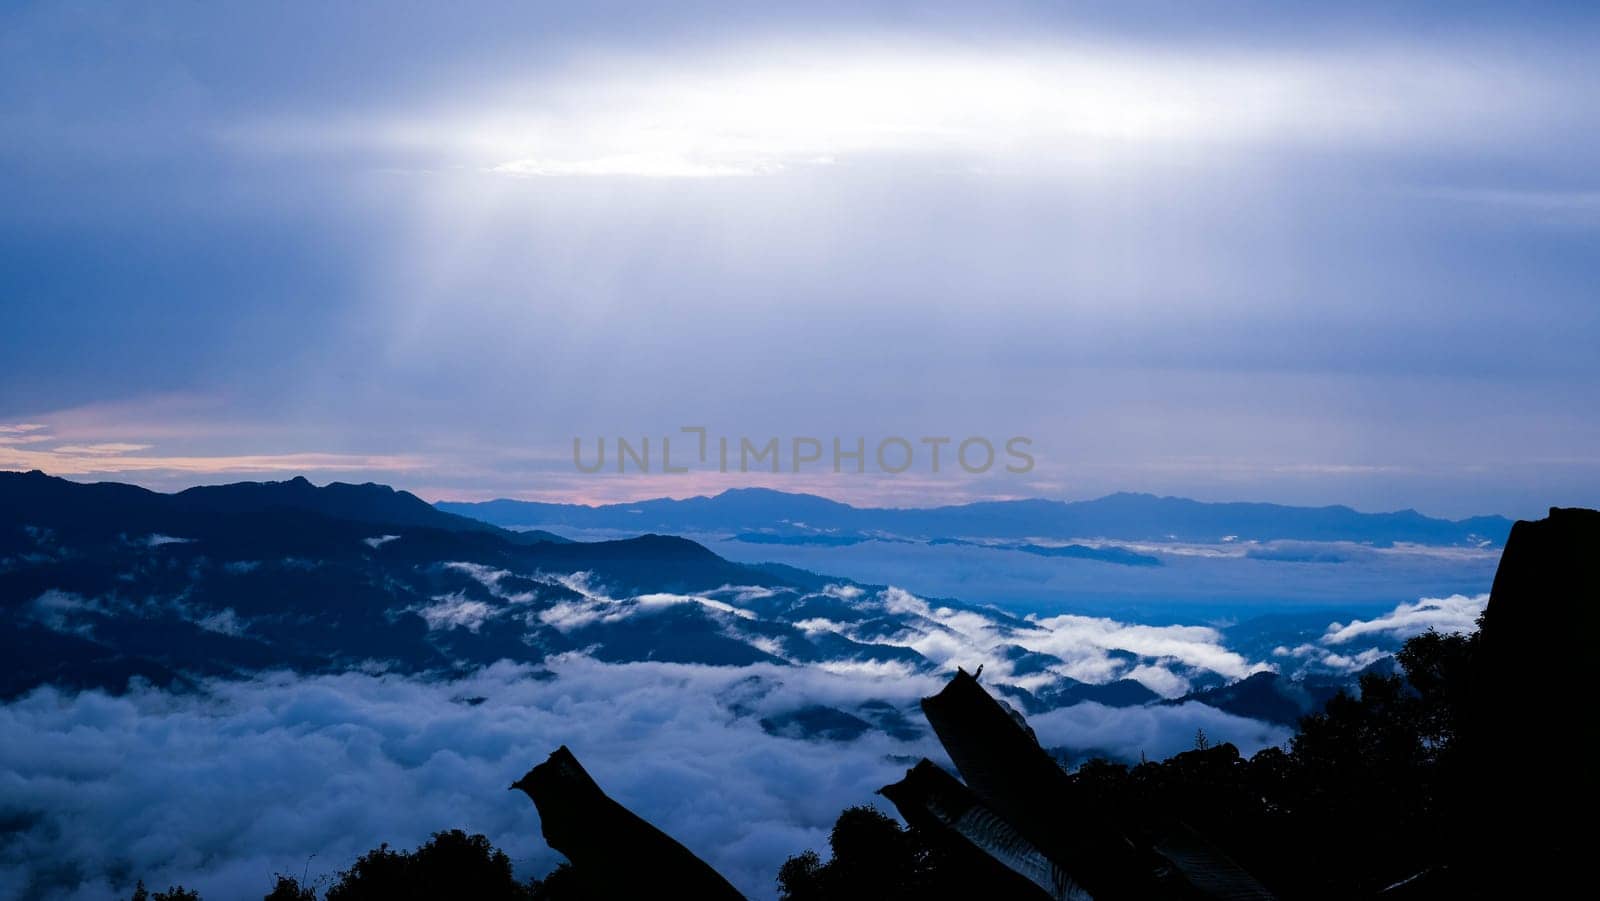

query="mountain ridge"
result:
[1,469,570,545]
[0,470,1532,761]
[439,487,1514,547]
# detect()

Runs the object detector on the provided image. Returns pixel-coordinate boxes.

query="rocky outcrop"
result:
[878,759,1085,900]
[887,668,1277,900]
[1470,507,1599,891]
[511,746,746,900]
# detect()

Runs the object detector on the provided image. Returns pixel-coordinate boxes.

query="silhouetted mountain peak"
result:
[714,486,831,502]
[1171,669,1347,726]
[0,470,569,544]
[172,475,529,538]
[703,486,858,515]
[608,533,723,558]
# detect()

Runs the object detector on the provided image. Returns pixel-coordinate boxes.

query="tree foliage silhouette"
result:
[322,829,538,901]
[777,806,936,900]
[127,880,202,901]
[263,874,318,901]
[781,624,1513,899]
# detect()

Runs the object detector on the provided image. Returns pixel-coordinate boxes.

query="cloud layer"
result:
[1272,593,1489,672]
[237,37,1596,179]
[0,421,419,479]
[1322,593,1488,645]
[0,659,1290,901]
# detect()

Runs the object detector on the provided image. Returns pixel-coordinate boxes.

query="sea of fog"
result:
[538,526,1500,622]
[0,534,1497,900]
[1,659,1299,900]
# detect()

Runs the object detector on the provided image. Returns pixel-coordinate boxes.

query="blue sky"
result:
[2,1,1597,517]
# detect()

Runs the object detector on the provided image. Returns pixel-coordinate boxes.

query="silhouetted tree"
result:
[527,862,594,900]
[775,850,825,901]
[127,880,202,901]
[783,623,1527,899]
[778,806,932,900]
[325,830,536,901]
[264,874,317,901]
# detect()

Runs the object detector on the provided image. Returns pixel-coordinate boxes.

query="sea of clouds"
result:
[0,657,1288,901]
[704,533,1501,621]
[0,590,1488,900]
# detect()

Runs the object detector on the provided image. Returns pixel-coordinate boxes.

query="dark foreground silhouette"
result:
[122,507,1594,900]
[780,506,1598,900]
[510,745,746,900]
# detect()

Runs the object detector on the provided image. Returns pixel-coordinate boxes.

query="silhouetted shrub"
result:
[264,874,317,901]
[128,879,202,901]
[777,806,932,900]
[324,829,536,901]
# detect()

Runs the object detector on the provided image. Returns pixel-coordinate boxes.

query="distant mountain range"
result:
[4,472,1198,733]
[439,487,1513,547]
[1,470,1471,749]
[730,531,1162,567]
[0,470,784,694]
[2,469,569,545]
[1168,669,1383,726]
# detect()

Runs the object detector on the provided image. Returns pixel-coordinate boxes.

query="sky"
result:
[2,1,1598,518]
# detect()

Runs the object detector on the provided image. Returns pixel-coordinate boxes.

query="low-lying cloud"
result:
[1322,593,1488,645]
[1030,702,1291,764]
[0,657,1289,901]
[834,586,1268,697]
[1272,593,1489,672]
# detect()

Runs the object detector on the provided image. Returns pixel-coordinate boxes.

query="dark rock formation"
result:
[919,669,1145,897]
[896,668,1278,900]
[511,746,746,900]
[878,759,1082,900]
[1467,506,1599,894]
